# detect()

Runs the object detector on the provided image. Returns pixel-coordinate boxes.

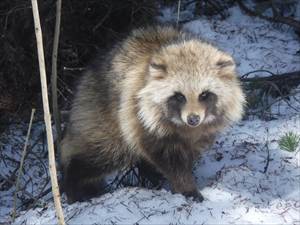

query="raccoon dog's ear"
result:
[149,58,167,79]
[216,54,236,80]
[216,54,235,70]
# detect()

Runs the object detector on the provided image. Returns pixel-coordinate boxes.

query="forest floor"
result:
[1,3,300,225]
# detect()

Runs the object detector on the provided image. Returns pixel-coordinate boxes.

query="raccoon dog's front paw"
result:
[183,190,204,202]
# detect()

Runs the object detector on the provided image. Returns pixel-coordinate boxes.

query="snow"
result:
[167,6,300,76]
[12,110,300,224]
[1,2,300,225]
[0,122,52,224]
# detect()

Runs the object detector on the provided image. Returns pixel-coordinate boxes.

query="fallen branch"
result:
[30,0,65,224]
[10,108,34,220]
[240,70,300,86]
[242,70,300,118]
[237,0,300,33]
[51,0,62,152]
[20,186,52,212]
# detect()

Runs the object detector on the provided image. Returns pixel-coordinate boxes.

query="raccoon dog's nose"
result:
[187,114,200,127]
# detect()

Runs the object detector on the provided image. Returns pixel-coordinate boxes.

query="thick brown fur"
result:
[60,25,246,203]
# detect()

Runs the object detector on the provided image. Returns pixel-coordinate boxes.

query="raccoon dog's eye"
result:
[174,92,186,103]
[198,91,212,101]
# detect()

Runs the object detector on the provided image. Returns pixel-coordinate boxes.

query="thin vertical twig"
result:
[51,0,62,152]
[263,128,270,174]
[176,0,181,27]
[12,108,36,222]
[30,0,65,224]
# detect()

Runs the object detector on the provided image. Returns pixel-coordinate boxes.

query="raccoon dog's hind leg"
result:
[61,136,118,203]
[62,152,110,204]
[136,159,164,189]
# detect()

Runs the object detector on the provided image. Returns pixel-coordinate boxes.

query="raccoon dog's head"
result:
[137,39,245,134]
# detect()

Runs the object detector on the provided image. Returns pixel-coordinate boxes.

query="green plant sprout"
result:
[279,132,300,152]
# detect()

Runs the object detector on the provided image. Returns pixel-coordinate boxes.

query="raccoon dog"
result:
[60,26,245,203]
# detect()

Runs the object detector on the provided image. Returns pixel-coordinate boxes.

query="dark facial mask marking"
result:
[201,92,218,115]
[166,92,186,123]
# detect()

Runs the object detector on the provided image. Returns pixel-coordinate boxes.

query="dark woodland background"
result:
[0,0,299,130]
[0,0,157,128]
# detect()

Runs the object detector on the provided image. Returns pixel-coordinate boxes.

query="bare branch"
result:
[240,70,300,85]
[237,0,300,33]
[30,0,65,224]
[176,0,181,27]
[51,0,62,152]
[11,108,36,221]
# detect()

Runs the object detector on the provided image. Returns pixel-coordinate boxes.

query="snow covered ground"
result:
[160,5,300,75]
[13,107,300,224]
[1,2,300,225]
